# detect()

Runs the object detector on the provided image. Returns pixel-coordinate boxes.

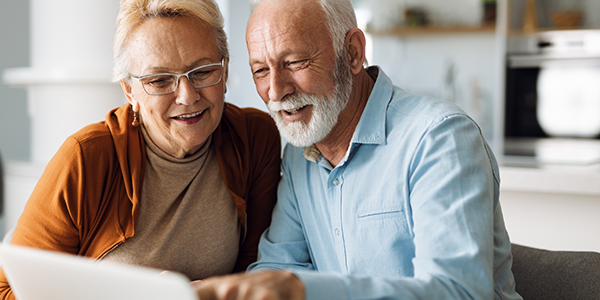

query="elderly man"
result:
[193,0,522,299]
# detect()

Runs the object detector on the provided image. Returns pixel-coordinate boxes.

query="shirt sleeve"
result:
[247,146,316,272]
[250,115,514,300]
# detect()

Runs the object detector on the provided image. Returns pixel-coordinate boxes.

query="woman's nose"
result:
[175,76,200,105]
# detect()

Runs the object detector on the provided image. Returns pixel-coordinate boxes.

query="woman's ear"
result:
[344,28,367,75]
[131,100,140,113]
[222,56,230,94]
[120,79,135,104]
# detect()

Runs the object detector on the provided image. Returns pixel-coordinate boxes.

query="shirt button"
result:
[333,178,340,186]
[335,228,341,236]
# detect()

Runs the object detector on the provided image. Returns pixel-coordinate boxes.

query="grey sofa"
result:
[511,243,600,300]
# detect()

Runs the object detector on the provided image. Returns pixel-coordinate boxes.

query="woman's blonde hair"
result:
[113,0,228,82]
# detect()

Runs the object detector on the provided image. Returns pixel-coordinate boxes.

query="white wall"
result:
[0,0,30,162]
[0,0,30,236]
[222,0,268,112]
[370,33,498,144]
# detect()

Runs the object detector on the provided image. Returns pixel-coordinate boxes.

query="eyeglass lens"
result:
[140,63,222,95]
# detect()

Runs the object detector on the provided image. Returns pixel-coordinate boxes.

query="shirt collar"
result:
[302,66,394,163]
[350,66,393,146]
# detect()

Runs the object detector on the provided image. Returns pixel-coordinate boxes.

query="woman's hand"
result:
[192,270,305,300]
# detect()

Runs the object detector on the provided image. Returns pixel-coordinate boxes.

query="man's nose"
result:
[268,68,294,102]
[175,76,200,105]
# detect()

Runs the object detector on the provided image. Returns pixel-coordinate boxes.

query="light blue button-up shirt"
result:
[248,67,522,300]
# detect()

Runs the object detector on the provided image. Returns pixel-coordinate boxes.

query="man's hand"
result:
[192,270,305,300]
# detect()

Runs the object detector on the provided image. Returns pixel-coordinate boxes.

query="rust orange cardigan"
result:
[0,103,281,300]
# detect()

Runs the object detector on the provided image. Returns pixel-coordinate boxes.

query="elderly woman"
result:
[0,0,281,298]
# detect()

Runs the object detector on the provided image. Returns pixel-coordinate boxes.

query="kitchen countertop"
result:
[499,162,600,196]
[499,137,600,196]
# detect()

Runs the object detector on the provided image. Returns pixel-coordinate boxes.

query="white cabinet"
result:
[500,165,600,252]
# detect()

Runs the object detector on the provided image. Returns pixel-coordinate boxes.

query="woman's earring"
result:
[132,111,139,127]
[131,102,140,127]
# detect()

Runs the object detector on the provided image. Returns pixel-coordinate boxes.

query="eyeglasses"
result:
[130,59,224,96]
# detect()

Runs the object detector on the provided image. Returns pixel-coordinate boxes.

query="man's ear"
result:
[344,28,367,75]
[120,79,135,105]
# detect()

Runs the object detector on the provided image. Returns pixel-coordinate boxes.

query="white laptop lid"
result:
[0,245,198,300]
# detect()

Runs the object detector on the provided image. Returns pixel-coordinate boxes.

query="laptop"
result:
[0,245,198,300]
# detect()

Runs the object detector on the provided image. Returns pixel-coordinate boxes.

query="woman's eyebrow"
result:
[142,58,218,74]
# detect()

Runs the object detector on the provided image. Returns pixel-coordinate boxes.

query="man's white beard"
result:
[267,55,353,147]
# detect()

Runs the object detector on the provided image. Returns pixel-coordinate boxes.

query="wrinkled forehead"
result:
[247,0,326,36]
[126,16,221,73]
[246,0,330,54]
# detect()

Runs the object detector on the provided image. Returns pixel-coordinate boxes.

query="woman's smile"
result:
[173,110,205,125]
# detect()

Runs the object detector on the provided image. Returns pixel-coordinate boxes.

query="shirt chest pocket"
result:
[350,206,414,275]
[357,207,405,221]
[355,205,411,239]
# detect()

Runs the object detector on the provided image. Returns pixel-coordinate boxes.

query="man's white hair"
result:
[249,0,357,56]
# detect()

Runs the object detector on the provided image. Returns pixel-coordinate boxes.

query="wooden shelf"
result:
[508,27,600,37]
[367,24,496,37]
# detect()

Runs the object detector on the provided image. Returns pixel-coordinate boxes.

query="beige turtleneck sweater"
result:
[101,126,240,280]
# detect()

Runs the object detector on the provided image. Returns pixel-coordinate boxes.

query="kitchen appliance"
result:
[504,29,600,164]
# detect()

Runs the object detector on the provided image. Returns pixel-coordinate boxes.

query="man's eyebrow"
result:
[249,50,307,67]
[249,58,265,66]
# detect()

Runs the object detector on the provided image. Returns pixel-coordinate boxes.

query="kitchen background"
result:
[2,0,600,251]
